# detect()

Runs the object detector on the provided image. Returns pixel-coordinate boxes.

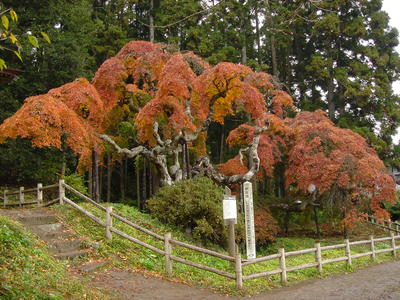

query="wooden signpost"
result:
[223,187,237,258]
[243,181,256,259]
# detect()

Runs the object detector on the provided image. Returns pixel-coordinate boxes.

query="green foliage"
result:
[0,216,107,299]
[64,172,88,201]
[148,176,226,244]
[384,191,400,221]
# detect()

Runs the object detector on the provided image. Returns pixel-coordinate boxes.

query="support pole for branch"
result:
[37,183,43,207]
[59,179,65,205]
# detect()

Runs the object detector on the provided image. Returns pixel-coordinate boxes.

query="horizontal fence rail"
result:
[1,183,59,208]
[4,180,400,290]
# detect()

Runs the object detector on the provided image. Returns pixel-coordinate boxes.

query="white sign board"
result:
[223,196,237,220]
[243,181,256,259]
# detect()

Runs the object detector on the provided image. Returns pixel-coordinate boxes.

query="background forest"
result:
[1,0,400,240]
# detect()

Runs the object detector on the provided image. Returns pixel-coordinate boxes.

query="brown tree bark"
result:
[107,153,112,203]
[92,150,100,202]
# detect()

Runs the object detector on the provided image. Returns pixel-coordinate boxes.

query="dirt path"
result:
[86,260,400,300]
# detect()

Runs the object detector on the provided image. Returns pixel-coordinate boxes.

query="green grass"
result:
[52,202,399,295]
[0,215,110,300]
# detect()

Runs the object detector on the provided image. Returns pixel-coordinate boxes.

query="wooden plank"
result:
[321,244,346,250]
[279,248,287,284]
[110,227,165,255]
[41,198,60,207]
[391,232,396,257]
[374,248,393,254]
[242,253,281,266]
[242,269,282,281]
[345,239,352,266]
[322,257,347,264]
[64,184,106,211]
[170,239,234,262]
[235,251,243,289]
[351,252,373,259]
[350,240,370,246]
[285,248,316,257]
[63,197,106,227]
[23,187,39,193]
[111,212,164,241]
[170,255,235,279]
[164,233,172,276]
[40,184,59,190]
[315,242,322,275]
[106,207,113,240]
[370,235,376,260]
[374,237,392,242]
[286,262,318,272]
[2,201,38,206]
[6,190,20,196]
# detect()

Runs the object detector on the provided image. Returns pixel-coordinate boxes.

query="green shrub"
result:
[64,173,88,201]
[148,176,226,244]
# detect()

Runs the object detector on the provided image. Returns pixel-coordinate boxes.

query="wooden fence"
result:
[1,183,59,208]
[3,180,400,289]
[366,215,400,234]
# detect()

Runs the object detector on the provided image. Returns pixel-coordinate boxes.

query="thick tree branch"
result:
[100,134,145,158]
[193,124,269,184]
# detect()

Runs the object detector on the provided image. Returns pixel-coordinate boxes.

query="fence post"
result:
[164,232,172,276]
[279,248,287,285]
[345,239,352,266]
[235,246,243,289]
[37,183,43,207]
[106,206,113,240]
[59,179,65,205]
[315,242,322,275]
[3,190,7,208]
[391,232,396,258]
[370,235,376,260]
[19,187,24,206]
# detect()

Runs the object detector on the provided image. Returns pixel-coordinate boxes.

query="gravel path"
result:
[88,260,400,300]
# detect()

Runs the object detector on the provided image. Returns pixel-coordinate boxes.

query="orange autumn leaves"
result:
[220,109,396,217]
[0,78,103,161]
[0,40,395,217]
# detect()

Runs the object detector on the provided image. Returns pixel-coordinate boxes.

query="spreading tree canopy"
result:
[0,40,396,218]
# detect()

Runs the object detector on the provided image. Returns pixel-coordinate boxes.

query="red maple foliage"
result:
[0,40,395,222]
[0,78,103,166]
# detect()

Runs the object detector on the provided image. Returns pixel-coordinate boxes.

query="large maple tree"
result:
[0,40,395,218]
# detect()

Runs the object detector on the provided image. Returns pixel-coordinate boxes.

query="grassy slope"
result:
[0,216,109,300]
[52,202,399,295]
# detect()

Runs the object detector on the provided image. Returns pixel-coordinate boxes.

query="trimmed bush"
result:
[148,176,226,244]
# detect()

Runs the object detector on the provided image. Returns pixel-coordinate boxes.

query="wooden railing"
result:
[366,215,400,234]
[241,233,399,285]
[1,183,59,208]
[3,179,400,289]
